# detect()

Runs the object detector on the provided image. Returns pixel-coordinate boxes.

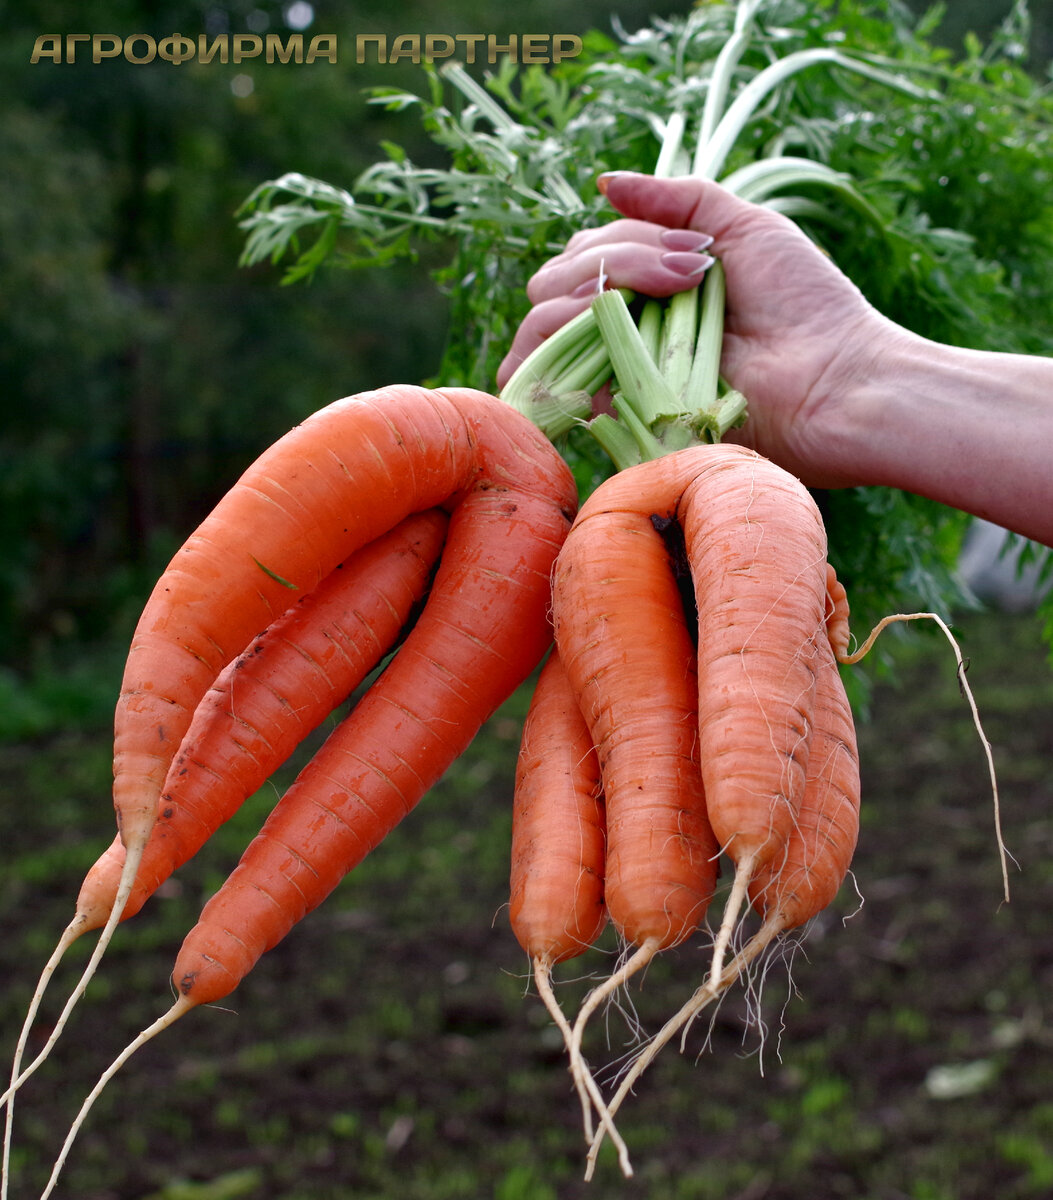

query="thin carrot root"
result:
[567,937,659,1172]
[706,849,757,988]
[0,845,145,1116]
[532,958,633,1177]
[38,994,193,1200]
[839,611,1011,903]
[584,920,782,1181]
[1,918,90,1199]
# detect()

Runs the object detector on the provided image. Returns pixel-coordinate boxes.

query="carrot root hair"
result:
[583,919,784,1180]
[706,847,758,991]
[566,936,660,1176]
[0,843,145,1119]
[839,611,1011,903]
[531,957,633,1178]
[1,917,90,1200]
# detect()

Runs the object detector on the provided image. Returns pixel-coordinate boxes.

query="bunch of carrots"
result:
[1,385,580,1195]
[3,271,996,1199]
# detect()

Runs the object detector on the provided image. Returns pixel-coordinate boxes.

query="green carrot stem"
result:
[590,290,682,427]
[586,412,642,472]
[685,259,726,418]
[638,300,663,361]
[658,288,700,405]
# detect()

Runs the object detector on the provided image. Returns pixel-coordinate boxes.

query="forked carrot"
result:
[0,509,448,1166]
[550,455,721,1120]
[507,650,622,1166]
[34,386,577,1197]
[679,447,831,987]
[584,623,860,1178]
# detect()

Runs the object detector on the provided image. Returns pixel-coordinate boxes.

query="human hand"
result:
[498,171,907,489]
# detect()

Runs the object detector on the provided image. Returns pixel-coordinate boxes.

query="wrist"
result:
[823,326,1053,545]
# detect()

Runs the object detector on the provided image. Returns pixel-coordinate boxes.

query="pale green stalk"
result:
[638,300,664,361]
[590,290,682,431]
[697,0,765,147]
[658,288,700,405]
[719,156,884,224]
[693,46,934,180]
[684,260,726,420]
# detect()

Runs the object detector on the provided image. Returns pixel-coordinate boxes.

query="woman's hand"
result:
[498,171,905,489]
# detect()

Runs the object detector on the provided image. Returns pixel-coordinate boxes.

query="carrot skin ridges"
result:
[552,455,720,951]
[747,631,861,930]
[509,650,607,965]
[680,448,830,872]
[75,510,449,932]
[111,385,574,851]
[171,390,577,1007]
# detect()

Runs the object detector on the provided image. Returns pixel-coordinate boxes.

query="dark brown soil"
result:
[1,608,1051,1200]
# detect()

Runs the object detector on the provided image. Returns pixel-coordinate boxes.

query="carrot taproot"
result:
[550,454,721,1118]
[678,446,831,986]
[583,620,861,1178]
[34,387,577,1196]
[509,649,607,969]
[507,649,623,1166]
[1,510,448,1163]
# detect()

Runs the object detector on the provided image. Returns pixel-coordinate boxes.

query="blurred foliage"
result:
[0,0,666,679]
[0,0,1051,690]
[237,0,1053,645]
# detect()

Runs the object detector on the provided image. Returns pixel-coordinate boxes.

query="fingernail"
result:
[660,229,715,253]
[660,251,715,277]
[596,170,634,195]
[571,279,603,298]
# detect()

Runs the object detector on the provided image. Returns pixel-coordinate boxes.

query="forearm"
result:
[831,330,1053,547]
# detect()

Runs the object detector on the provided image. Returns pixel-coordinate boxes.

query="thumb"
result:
[597,171,765,242]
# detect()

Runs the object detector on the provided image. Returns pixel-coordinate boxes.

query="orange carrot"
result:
[550,454,721,1112]
[674,446,831,985]
[584,619,861,1178]
[508,650,623,1165]
[509,649,607,969]
[34,386,577,1195]
[0,511,448,1136]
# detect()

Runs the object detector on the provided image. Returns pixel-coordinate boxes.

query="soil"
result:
[1,607,1051,1200]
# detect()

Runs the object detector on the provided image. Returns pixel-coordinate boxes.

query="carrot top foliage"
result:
[238,0,1053,646]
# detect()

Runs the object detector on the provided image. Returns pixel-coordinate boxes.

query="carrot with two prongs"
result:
[684,446,830,990]
[1,509,448,1172]
[584,617,861,1178]
[550,454,721,1119]
[35,385,577,1197]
